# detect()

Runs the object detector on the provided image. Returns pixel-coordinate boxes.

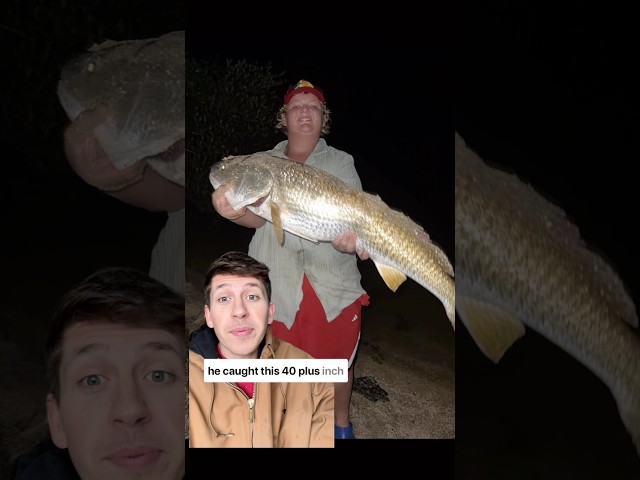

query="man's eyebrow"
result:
[144,341,181,357]
[70,341,181,361]
[213,281,263,291]
[74,343,108,357]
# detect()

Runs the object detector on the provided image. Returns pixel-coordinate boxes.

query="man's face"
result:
[204,273,274,359]
[284,92,323,137]
[47,323,184,480]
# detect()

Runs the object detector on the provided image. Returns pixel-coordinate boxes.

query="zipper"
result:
[248,396,255,423]
[229,382,257,423]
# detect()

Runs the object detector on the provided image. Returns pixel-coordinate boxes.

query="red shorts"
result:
[271,274,370,367]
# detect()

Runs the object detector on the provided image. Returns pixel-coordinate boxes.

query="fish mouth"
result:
[62,104,185,186]
[143,138,184,164]
[57,54,95,119]
[144,137,185,187]
[250,195,268,207]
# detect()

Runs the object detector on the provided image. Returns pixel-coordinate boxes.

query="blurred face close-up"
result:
[284,92,324,137]
[204,274,274,359]
[46,322,185,480]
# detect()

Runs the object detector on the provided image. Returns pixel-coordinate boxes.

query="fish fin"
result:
[374,262,407,292]
[456,294,526,363]
[269,202,320,245]
[270,202,285,246]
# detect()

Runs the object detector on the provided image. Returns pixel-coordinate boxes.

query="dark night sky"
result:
[457,4,640,478]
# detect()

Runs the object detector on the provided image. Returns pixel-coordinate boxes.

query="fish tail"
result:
[447,303,455,330]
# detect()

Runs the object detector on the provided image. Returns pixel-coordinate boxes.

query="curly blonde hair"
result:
[275,103,332,136]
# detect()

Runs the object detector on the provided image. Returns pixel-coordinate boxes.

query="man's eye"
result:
[247,294,259,301]
[81,374,104,387]
[146,370,175,383]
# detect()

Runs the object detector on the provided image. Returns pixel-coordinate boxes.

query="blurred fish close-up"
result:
[455,131,640,457]
[57,30,185,188]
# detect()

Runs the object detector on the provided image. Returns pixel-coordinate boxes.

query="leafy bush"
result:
[186,56,285,211]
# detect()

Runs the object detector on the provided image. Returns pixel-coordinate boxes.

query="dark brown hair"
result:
[45,266,184,400]
[204,251,272,306]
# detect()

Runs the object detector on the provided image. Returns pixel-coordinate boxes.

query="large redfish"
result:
[210,152,455,328]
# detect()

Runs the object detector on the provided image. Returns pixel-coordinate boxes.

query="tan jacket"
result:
[188,326,334,448]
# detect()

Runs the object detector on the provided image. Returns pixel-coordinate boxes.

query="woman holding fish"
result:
[212,79,369,440]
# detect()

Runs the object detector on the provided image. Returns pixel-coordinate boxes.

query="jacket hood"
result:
[11,438,80,479]
[188,323,220,359]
